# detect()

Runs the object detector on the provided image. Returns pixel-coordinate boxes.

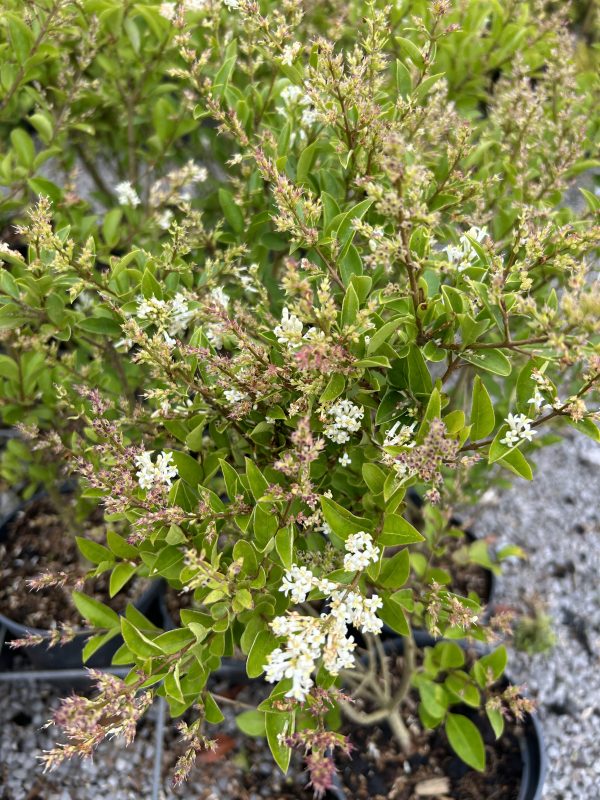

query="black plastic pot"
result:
[0,495,163,669]
[343,635,546,800]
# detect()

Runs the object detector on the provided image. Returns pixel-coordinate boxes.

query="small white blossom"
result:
[205,323,226,349]
[280,565,318,604]
[223,0,239,8]
[338,452,351,467]
[445,225,488,271]
[157,209,173,230]
[384,420,416,447]
[323,399,364,444]
[500,412,537,447]
[343,531,380,572]
[224,387,247,405]
[115,181,141,208]
[134,450,178,490]
[301,107,319,126]
[274,307,304,348]
[210,287,229,309]
[281,43,301,66]
[159,2,176,20]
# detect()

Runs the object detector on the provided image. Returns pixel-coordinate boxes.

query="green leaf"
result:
[486,707,505,739]
[169,450,202,487]
[470,375,495,439]
[379,514,424,546]
[204,693,225,723]
[10,128,35,167]
[107,530,138,559]
[102,208,122,246]
[296,140,320,184]
[499,448,533,480]
[247,630,278,678]
[219,188,244,233]
[341,284,359,328]
[395,36,424,67]
[462,349,511,377]
[266,712,293,773]
[76,536,114,565]
[275,526,294,569]
[72,592,120,630]
[109,563,137,597]
[362,463,386,494]
[245,458,269,501]
[121,618,163,658]
[236,710,267,736]
[378,549,410,588]
[407,345,433,394]
[320,373,345,405]
[379,596,409,635]
[320,497,370,540]
[445,713,486,772]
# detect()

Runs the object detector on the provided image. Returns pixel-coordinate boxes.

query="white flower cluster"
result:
[500,412,537,447]
[136,292,193,346]
[265,557,384,700]
[383,420,416,447]
[280,565,337,603]
[159,0,208,19]
[274,307,304,348]
[445,225,488,271]
[278,84,317,127]
[134,450,178,490]
[343,531,380,572]
[115,181,140,208]
[224,387,248,405]
[323,399,364,444]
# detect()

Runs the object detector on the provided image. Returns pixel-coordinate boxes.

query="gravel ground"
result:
[1,430,599,799]
[474,430,600,800]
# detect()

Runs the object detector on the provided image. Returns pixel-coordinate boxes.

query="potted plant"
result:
[0,0,597,794]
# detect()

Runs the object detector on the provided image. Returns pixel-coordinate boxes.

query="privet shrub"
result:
[0,0,599,792]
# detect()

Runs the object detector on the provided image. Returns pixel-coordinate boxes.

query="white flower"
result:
[331,590,383,635]
[280,565,318,604]
[224,387,247,405]
[445,225,488,271]
[274,307,304,348]
[186,160,208,182]
[301,107,318,126]
[343,531,380,572]
[384,420,416,447]
[159,2,176,20]
[500,412,537,447]
[527,388,547,413]
[115,181,141,208]
[281,43,301,66]
[338,452,351,467]
[210,287,229,309]
[223,0,239,8]
[205,322,226,349]
[323,399,364,444]
[281,84,303,104]
[134,450,178,490]
[157,209,173,230]
[136,293,192,338]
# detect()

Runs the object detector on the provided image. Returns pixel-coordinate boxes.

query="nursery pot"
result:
[0,495,163,670]
[336,636,546,800]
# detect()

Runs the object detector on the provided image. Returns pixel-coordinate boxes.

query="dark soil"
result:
[0,497,139,629]
[160,667,527,800]
[340,710,524,800]
[162,583,194,628]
